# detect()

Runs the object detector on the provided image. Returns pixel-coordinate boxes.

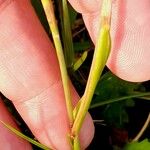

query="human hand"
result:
[0,0,94,149]
[0,0,150,149]
[68,0,150,82]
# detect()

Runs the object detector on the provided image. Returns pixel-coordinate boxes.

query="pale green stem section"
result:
[73,135,80,150]
[41,0,74,125]
[72,25,111,135]
[0,121,50,150]
[72,0,112,136]
[61,0,80,148]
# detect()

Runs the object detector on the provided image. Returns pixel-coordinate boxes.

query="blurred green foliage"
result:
[91,72,145,127]
[123,139,150,150]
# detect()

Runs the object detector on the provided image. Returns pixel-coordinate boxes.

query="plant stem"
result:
[73,135,80,150]
[132,113,150,142]
[72,0,112,136]
[41,0,74,127]
[0,121,50,150]
[90,92,150,109]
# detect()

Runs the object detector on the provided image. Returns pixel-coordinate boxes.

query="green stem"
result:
[41,0,74,126]
[90,92,150,109]
[72,0,112,136]
[0,121,50,150]
[73,135,80,150]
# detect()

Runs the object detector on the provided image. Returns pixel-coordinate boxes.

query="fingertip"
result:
[68,0,101,14]
[79,113,95,149]
[82,0,150,82]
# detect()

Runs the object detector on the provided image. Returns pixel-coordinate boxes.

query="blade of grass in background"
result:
[68,4,78,27]
[0,121,50,150]
[90,92,150,109]
[73,51,88,71]
[62,0,75,69]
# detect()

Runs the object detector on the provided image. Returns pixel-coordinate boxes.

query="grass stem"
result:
[72,0,112,136]
[90,92,150,109]
[0,121,50,150]
[41,0,74,127]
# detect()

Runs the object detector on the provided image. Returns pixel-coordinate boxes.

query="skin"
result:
[0,0,149,149]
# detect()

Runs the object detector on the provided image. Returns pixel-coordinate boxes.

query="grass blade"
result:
[72,0,112,136]
[73,51,88,71]
[0,121,50,150]
[41,0,74,126]
[90,92,150,109]
[62,0,74,68]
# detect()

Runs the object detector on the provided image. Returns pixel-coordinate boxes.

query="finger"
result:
[0,97,32,149]
[0,1,94,150]
[68,0,101,14]
[69,0,150,82]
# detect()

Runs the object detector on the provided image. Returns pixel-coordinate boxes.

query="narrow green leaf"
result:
[68,4,78,27]
[72,0,112,136]
[62,0,74,68]
[73,51,88,71]
[0,121,50,150]
[90,92,150,109]
[41,0,74,125]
